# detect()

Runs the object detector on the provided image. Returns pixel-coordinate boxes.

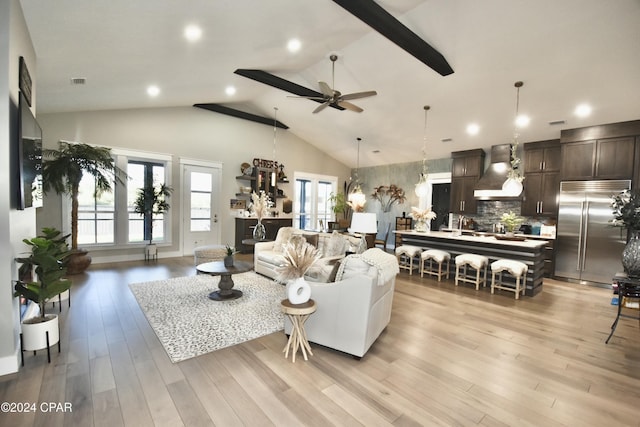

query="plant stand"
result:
[20,315,61,366]
[145,244,157,262]
[48,289,71,313]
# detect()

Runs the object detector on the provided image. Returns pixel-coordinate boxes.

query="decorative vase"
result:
[622,231,640,278]
[253,220,266,240]
[224,255,234,267]
[414,219,427,232]
[66,249,92,275]
[286,277,311,304]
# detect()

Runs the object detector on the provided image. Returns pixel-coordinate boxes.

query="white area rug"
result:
[129,272,285,363]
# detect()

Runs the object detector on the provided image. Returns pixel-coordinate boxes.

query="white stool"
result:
[395,245,422,275]
[455,254,489,290]
[491,259,528,299]
[420,249,451,281]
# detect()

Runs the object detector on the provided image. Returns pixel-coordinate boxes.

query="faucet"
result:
[458,215,465,230]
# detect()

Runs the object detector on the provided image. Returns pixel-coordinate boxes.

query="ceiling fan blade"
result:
[340,90,377,101]
[313,101,331,114]
[318,81,333,97]
[234,69,344,110]
[338,101,363,113]
[286,95,327,101]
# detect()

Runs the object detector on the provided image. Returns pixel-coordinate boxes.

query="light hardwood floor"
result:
[1,254,639,427]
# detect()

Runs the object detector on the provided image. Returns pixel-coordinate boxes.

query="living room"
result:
[2,1,640,425]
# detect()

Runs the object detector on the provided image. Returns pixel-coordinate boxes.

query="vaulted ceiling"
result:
[20,0,640,168]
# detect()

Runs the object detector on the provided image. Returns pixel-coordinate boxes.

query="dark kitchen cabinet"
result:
[524,140,561,173]
[523,140,561,216]
[560,137,635,181]
[450,149,485,214]
[235,217,291,253]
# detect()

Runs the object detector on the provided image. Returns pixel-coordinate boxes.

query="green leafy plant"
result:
[329,191,348,220]
[42,141,127,250]
[611,189,640,231]
[14,235,72,321]
[501,211,523,233]
[225,245,235,256]
[133,183,173,244]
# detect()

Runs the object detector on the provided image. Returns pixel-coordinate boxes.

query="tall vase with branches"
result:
[42,141,127,273]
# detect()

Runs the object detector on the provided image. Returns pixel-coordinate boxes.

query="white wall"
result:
[0,0,38,375]
[36,106,351,260]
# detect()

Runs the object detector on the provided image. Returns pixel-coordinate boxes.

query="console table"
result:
[606,273,640,343]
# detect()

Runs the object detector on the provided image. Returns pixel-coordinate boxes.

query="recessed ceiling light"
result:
[287,38,301,53]
[225,86,236,96]
[184,25,202,42]
[515,114,530,128]
[147,85,160,97]
[466,123,480,135]
[575,103,592,118]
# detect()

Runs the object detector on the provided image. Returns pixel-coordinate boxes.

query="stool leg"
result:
[491,271,496,294]
[475,267,480,290]
[515,276,521,300]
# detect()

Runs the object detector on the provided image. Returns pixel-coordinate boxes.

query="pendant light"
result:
[502,81,525,196]
[348,137,366,211]
[415,105,431,198]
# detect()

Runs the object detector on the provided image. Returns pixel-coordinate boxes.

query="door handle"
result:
[539,201,543,213]
[539,161,543,171]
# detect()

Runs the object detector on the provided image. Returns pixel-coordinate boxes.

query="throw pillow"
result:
[273,227,294,253]
[324,231,347,257]
[302,233,319,248]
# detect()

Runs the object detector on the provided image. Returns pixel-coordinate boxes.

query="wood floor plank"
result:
[2,256,639,427]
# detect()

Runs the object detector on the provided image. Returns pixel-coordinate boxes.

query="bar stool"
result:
[490,259,528,299]
[420,249,451,281]
[395,245,422,275]
[455,254,489,290]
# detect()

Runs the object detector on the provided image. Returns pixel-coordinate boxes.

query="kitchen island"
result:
[395,230,549,296]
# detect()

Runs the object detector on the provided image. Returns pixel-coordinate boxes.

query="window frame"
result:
[292,171,337,231]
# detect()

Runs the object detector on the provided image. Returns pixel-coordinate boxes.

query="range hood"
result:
[473,144,521,200]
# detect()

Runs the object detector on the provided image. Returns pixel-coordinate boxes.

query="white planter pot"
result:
[21,314,59,352]
[145,244,157,261]
[46,289,71,313]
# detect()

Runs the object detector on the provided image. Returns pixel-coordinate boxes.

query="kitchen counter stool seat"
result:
[455,254,488,290]
[395,245,422,275]
[490,259,528,299]
[420,249,451,281]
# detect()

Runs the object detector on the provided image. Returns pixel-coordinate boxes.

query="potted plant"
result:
[328,191,349,230]
[14,234,72,359]
[133,183,173,260]
[224,244,236,267]
[501,211,523,235]
[42,141,126,274]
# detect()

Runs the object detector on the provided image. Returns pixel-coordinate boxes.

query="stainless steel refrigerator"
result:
[555,180,631,285]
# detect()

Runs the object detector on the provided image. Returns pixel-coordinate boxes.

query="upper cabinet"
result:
[560,120,640,182]
[524,140,561,173]
[523,140,561,216]
[450,149,485,214]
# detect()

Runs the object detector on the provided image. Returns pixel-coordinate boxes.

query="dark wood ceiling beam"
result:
[193,103,289,129]
[332,0,454,76]
[234,69,345,111]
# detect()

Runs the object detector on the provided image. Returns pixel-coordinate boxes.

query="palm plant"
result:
[42,141,127,250]
[133,183,173,244]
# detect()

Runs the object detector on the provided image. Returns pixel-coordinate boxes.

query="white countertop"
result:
[394,230,549,248]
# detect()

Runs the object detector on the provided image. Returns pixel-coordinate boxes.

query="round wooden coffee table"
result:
[196,260,253,301]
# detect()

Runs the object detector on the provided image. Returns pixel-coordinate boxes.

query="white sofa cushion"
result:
[257,251,287,266]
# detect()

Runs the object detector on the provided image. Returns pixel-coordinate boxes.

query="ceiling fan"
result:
[293,54,377,113]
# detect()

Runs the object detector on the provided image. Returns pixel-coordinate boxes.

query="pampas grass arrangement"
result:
[275,236,321,283]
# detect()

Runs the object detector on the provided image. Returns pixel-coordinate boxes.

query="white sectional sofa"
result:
[254,227,364,282]
[284,248,399,358]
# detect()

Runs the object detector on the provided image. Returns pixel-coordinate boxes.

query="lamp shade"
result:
[349,212,378,234]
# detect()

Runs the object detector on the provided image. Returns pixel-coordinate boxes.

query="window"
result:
[77,173,116,245]
[71,148,172,248]
[293,172,337,230]
[127,161,166,243]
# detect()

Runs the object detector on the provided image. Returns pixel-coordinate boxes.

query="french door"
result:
[181,161,221,255]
